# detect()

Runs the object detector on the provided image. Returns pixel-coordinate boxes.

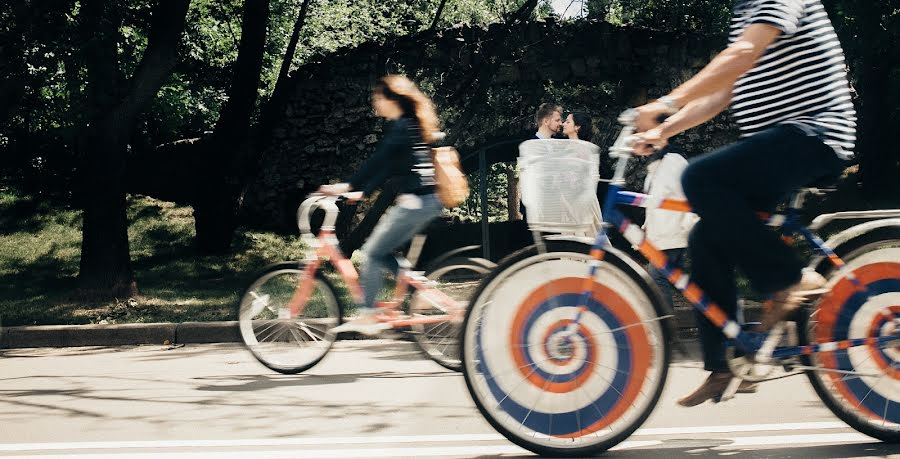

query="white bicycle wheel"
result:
[239,262,342,374]
[461,241,670,456]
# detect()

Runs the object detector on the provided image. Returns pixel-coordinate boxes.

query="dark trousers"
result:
[681,124,848,371]
[649,248,687,309]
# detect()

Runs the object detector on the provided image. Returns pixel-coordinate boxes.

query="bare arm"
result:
[633,90,732,155]
[659,89,732,138]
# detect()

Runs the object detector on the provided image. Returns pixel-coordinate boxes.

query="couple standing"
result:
[529,101,698,319]
[533,103,593,141]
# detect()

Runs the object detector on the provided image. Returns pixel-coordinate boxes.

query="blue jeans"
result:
[359,194,443,309]
[681,124,848,372]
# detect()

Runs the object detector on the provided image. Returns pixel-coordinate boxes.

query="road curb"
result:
[0,305,765,349]
[2,323,177,349]
[0,320,411,349]
[176,321,242,344]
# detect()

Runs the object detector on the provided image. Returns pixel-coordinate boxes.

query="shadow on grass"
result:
[0,223,287,326]
[0,194,79,236]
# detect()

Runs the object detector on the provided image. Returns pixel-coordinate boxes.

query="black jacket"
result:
[348,117,435,196]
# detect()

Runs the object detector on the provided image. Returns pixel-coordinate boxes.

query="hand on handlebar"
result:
[317,183,364,203]
[319,183,351,196]
[632,127,669,156]
[342,191,364,203]
[634,101,676,132]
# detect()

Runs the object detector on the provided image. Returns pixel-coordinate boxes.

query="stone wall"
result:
[243,18,739,228]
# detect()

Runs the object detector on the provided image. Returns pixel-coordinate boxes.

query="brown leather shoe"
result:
[677,371,734,407]
[759,269,828,331]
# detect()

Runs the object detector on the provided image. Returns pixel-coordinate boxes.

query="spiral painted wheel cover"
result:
[468,254,665,444]
[814,248,900,426]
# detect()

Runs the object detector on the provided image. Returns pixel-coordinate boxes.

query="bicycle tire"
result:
[461,240,671,456]
[801,227,900,442]
[411,257,495,371]
[239,262,343,374]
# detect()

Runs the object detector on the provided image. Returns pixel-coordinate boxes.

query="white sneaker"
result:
[330,309,391,336]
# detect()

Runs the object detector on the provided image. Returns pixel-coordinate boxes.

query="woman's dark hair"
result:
[373,75,440,143]
[571,112,594,141]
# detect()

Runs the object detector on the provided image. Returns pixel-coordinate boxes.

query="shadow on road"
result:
[193,370,457,391]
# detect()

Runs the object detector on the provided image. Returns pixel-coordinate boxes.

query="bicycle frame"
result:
[569,114,899,361]
[289,195,461,328]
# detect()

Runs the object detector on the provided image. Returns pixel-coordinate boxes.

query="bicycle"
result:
[460,109,900,456]
[238,194,483,374]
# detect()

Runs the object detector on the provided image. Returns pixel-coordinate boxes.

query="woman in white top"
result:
[562,113,608,244]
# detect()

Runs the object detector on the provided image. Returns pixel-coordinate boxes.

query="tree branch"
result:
[121,0,192,121]
[276,0,313,91]
[212,0,270,146]
[429,0,449,31]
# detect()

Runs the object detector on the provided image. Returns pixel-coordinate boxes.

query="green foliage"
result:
[587,0,733,33]
[2,0,550,190]
[459,162,517,223]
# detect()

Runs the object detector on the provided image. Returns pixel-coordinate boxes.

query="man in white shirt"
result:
[534,103,562,139]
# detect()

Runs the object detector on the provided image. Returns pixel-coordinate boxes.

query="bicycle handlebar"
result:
[297,193,345,236]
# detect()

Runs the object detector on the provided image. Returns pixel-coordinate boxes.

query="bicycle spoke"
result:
[256,321,285,343]
[494,360,545,410]
[253,318,282,339]
[287,325,305,344]
[300,324,322,342]
[520,369,556,437]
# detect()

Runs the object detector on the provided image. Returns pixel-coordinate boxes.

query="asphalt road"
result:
[1,341,897,458]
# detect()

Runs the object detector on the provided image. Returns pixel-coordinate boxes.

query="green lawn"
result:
[0,189,309,326]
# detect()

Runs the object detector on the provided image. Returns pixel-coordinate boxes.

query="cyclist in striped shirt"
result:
[632,0,856,407]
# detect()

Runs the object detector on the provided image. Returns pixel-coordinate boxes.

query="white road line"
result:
[0,422,858,453]
[0,441,655,459]
[0,445,525,459]
[0,434,877,459]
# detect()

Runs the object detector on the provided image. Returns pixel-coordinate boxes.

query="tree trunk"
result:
[506,163,521,221]
[77,0,191,297]
[194,0,270,253]
[257,0,313,152]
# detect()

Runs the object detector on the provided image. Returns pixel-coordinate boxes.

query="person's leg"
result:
[676,125,845,406]
[681,125,846,295]
[358,195,443,310]
[648,248,686,310]
[684,223,737,373]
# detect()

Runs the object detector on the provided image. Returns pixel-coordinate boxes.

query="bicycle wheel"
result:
[239,262,343,374]
[461,240,670,456]
[803,228,900,442]
[411,257,495,371]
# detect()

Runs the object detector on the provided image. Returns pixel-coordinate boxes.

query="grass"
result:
[0,188,308,326]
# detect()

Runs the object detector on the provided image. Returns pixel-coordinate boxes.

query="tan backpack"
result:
[431,146,470,208]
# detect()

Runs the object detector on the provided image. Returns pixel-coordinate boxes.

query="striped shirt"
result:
[729,0,857,159]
